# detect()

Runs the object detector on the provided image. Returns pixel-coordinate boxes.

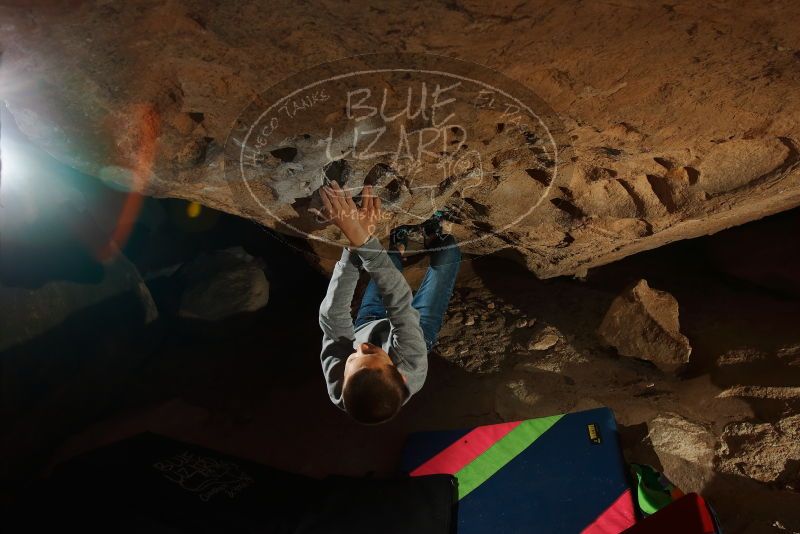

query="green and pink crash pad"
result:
[402,407,636,533]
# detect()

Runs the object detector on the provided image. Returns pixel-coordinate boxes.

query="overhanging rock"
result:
[1,1,799,276]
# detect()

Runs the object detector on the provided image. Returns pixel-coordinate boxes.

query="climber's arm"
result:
[353,236,428,370]
[319,247,361,409]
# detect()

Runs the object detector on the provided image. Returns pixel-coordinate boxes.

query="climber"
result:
[317,181,461,424]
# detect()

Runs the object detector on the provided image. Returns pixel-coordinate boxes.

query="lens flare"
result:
[96,103,159,261]
[186,201,202,218]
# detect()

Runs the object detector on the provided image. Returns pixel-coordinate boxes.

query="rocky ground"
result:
[1,208,795,533]
[432,230,800,533]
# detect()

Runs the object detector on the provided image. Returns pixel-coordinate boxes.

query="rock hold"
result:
[597,279,691,373]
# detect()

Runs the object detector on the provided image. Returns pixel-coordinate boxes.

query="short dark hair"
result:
[342,366,409,425]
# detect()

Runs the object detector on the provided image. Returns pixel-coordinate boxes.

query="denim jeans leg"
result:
[354,250,404,329]
[411,235,462,350]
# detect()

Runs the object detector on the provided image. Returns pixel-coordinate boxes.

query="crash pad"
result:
[403,407,636,534]
[622,493,719,534]
[14,433,456,534]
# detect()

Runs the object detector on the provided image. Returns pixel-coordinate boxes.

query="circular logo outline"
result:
[226,53,563,257]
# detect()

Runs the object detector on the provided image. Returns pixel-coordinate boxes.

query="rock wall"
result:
[1,0,800,276]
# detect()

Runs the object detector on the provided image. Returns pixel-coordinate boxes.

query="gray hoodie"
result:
[319,235,428,409]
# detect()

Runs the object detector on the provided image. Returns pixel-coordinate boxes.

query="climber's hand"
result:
[320,181,370,248]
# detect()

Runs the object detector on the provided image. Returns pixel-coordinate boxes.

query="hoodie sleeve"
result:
[319,247,361,409]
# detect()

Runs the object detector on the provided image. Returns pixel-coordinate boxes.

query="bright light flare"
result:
[1,112,26,193]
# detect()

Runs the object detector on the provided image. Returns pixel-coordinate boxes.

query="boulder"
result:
[2,2,800,277]
[0,224,159,413]
[0,253,157,353]
[597,280,691,373]
[716,415,800,486]
[0,198,158,353]
[178,247,269,321]
[648,413,716,467]
[647,413,716,493]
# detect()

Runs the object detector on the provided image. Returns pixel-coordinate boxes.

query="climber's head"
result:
[343,342,409,425]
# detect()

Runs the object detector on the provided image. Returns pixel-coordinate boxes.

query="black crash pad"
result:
[12,433,456,534]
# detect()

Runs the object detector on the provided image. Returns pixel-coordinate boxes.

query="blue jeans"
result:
[354,234,461,351]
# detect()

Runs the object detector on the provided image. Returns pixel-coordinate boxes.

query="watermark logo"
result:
[224,53,565,259]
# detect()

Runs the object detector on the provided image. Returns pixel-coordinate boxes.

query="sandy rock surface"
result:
[647,413,717,492]
[716,415,800,486]
[649,413,716,468]
[2,1,800,276]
